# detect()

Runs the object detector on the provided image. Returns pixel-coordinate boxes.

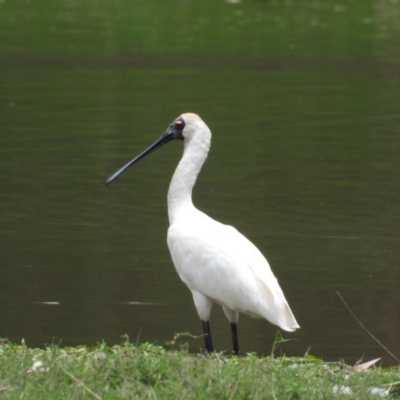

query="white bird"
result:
[106,113,300,354]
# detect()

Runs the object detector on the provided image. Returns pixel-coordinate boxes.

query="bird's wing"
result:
[167,212,299,331]
[218,224,300,331]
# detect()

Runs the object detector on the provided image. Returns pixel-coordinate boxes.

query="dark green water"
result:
[1,1,399,365]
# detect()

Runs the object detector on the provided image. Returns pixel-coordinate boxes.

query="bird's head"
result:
[105,112,210,186]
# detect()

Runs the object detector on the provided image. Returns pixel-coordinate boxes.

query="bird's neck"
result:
[168,137,210,225]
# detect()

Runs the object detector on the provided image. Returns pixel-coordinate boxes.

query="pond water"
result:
[0,1,399,365]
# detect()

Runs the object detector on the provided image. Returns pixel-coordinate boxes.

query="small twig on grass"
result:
[169,332,206,347]
[61,368,103,400]
[228,381,239,400]
[382,381,400,388]
[136,328,142,347]
[337,291,400,364]
[303,346,311,357]
[67,348,86,355]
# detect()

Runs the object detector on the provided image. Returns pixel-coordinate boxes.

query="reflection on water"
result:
[0,2,399,366]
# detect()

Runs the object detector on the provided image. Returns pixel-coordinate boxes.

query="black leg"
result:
[230,323,239,355]
[201,320,214,353]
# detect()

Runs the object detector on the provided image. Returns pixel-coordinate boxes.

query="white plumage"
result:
[106,112,299,354]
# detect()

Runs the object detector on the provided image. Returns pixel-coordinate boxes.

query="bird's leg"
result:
[192,292,213,353]
[201,320,214,354]
[222,306,240,355]
[230,323,240,355]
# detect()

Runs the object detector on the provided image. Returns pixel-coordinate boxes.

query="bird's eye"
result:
[174,119,184,130]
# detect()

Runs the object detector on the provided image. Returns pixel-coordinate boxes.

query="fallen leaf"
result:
[353,357,381,372]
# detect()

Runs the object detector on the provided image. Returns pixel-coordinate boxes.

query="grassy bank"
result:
[0,339,399,399]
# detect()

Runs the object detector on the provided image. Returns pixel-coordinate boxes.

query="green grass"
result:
[0,339,399,399]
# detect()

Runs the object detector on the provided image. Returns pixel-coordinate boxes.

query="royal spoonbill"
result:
[106,113,299,354]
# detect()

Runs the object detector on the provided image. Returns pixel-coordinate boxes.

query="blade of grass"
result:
[337,291,400,364]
